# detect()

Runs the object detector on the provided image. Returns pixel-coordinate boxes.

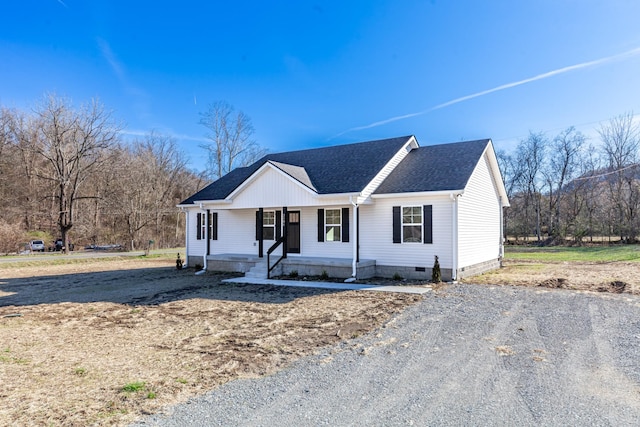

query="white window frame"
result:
[325,208,341,242]
[263,210,275,240]
[199,212,207,240]
[402,206,422,243]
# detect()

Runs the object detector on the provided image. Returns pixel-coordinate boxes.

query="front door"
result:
[287,211,301,254]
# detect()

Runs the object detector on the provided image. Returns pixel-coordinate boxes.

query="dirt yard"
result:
[465,259,640,294]
[0,259,421,426]
[2,256,638,426]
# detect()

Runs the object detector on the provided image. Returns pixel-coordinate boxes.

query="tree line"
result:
[0,95,264,254]
[499,112,640,244]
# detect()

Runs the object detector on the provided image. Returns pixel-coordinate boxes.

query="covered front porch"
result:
[200,253,376,280]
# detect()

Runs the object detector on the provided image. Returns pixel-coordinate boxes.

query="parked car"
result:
[52,239,74,251]
[29,240,45,252]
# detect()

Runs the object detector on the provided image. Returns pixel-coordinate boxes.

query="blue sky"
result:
[2,1,640,172]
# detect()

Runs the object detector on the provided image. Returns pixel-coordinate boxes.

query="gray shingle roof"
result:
[180,136,413,204]
[374,139,490,194]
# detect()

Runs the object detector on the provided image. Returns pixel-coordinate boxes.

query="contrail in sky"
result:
[57,0,68,8]
[334,46,640,138]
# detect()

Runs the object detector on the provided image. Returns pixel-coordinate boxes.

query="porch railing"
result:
[267,235,287,279]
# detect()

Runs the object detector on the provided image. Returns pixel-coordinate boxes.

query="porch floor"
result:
[221,276,431,294]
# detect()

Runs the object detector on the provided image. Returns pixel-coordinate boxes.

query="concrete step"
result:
[245,261,269,279]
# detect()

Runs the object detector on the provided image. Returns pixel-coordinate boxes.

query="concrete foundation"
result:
[196,254,501,281]
[375,265,454,281]
[280,257,376,279]
[456,258,502,280]
[206,255,262,273]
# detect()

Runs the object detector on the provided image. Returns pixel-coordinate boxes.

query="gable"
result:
[227,165,321,208]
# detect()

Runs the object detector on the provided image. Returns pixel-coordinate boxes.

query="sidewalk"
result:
[221,276,431,294]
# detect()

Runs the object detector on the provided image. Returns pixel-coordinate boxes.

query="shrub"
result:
[392,272,403,281]
[432,255,442,283]
[320,270,329,280]
[289,270,299,278]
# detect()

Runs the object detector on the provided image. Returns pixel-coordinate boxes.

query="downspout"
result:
[195,203,207,275]
[182,207,189,267]
[345,196,358,282]
[450,193,459,282]
[499,196,504,261]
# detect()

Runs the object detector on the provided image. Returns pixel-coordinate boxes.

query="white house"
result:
[178,135,509,281]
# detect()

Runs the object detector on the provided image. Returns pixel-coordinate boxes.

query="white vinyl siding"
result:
[210,210,260,255]
[457,153,501,268]
[227,166,340,208]
[301,207,352,257]
[360,196,453,268]
[187,209,206,258]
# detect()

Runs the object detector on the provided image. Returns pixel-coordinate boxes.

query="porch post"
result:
[206,209,211,256]
[184,209,189,267]
[282,207,288,258]
[258,207,264,258]
[202,205,208,271]
[352,203,358,278]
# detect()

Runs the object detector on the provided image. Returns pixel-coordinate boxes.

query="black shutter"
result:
[212,212,218,240]
[342,207,349,243]
[423,205,433,244]
[392,206,401,243]
[276,210,282,240]
[196,212,202,240]
[317,209,324,242]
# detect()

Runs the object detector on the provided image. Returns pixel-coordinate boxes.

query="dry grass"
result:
[0,260,421,426]
[463,259,640,294]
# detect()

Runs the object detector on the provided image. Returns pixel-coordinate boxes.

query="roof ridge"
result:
[262,135,414,158]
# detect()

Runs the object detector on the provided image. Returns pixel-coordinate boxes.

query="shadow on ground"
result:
[0,267,342,308]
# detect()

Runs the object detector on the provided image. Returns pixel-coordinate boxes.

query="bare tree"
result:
[515,132,547,241]
[543,127,586,238]
[598,112,640,241]
[199,101,266,180]
[496,149,522,240]
[109,132,190,249]
[30,95,121,252]
[4,109,48,231]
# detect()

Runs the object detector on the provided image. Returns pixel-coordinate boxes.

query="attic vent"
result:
[405,145,412,153]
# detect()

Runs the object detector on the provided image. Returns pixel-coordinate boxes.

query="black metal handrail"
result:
[267,235,287,279]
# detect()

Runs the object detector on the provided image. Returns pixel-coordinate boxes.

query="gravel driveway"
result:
[133,284,640,426]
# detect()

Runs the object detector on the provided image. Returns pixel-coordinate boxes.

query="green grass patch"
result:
[505,245,640,263]
[0,248,183,270]
[506,263,547,270]
[121,381,145,393]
